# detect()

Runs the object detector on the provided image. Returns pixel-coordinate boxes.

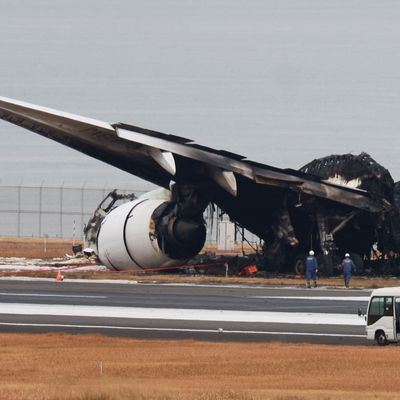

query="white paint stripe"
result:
[0,322,365,338]
[0,292,106,299]
[251,296,370,302]
[0,277,373,293]
[0,277,139,285]
[0,303,365,326]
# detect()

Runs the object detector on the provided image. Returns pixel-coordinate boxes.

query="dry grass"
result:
[0,333,399,400]
[93,273,400,290]
[0,237,256,259]
[0,237,79,259]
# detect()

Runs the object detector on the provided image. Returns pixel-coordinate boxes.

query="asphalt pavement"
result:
[0,279,371,344]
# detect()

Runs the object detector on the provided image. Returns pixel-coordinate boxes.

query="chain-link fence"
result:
[0,184,145,240]
[0,184,260,247]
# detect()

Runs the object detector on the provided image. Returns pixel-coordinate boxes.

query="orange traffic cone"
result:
[55,271,63,283]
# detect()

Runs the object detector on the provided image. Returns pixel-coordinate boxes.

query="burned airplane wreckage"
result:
[84,151,400,276]
[1,96,400,276]
[263,152,400,275]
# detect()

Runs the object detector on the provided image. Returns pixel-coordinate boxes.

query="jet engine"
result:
[94,189,207,270]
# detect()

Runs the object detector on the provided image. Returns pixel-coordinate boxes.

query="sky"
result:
[1,0,400,188]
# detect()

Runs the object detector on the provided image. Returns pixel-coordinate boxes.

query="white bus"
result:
[366,287,400,345]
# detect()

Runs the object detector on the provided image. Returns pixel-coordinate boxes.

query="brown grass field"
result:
[0,333,400,400]
[0,237,257,259]
[0,237,78,259]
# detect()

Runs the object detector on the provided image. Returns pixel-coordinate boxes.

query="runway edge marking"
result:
[0,322,365,338]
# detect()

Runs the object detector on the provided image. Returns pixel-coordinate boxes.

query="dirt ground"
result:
[0,333,399,400]
[2,236,400,289]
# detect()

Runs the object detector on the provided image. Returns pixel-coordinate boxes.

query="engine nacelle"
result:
[97,197,206,270]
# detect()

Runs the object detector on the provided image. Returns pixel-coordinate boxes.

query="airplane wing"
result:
[0,96,389,239]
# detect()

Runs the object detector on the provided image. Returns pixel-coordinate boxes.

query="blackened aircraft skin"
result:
[0,96,397,273]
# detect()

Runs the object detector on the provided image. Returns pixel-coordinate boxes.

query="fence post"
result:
[81,182,86,241]
[39,182,43,237]
[17,183,22,237]
[44,233,48,253]
[60,182,64,238]
[72,219,76,246]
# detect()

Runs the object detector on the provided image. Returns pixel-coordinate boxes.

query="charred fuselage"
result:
[265,152,400,274]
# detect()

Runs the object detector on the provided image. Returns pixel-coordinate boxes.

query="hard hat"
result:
[345,253,350,257]
[309,250,314,256]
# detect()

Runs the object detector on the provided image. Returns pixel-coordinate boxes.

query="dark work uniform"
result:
[306,255,318,288]
[342,257,355,288]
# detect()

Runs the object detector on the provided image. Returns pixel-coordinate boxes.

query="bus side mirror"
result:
[358,308,366,318]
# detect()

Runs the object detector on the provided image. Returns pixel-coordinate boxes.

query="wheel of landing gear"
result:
[375,330,387,346]
[293,254,307,275]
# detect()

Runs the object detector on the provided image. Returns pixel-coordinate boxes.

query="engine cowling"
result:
[97,196,206,270]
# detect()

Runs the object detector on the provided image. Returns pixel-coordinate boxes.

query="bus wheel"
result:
[375,330,387,346]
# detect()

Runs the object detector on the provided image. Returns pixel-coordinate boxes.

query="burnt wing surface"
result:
[0,96,398,273]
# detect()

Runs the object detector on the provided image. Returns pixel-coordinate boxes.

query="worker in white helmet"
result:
[342,253,356,288]
[306,250,318,288]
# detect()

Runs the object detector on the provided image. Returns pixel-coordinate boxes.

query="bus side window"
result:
[384,297,393,316]
[368,297,385,325]
[368,296,394,325]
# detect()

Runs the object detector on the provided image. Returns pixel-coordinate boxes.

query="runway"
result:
[0,279,370,344]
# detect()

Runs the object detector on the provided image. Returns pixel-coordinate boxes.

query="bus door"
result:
[396,298,400,340]
[368,296,395,341]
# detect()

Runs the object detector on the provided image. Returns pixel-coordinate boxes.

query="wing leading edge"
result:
[0,96,388,215]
